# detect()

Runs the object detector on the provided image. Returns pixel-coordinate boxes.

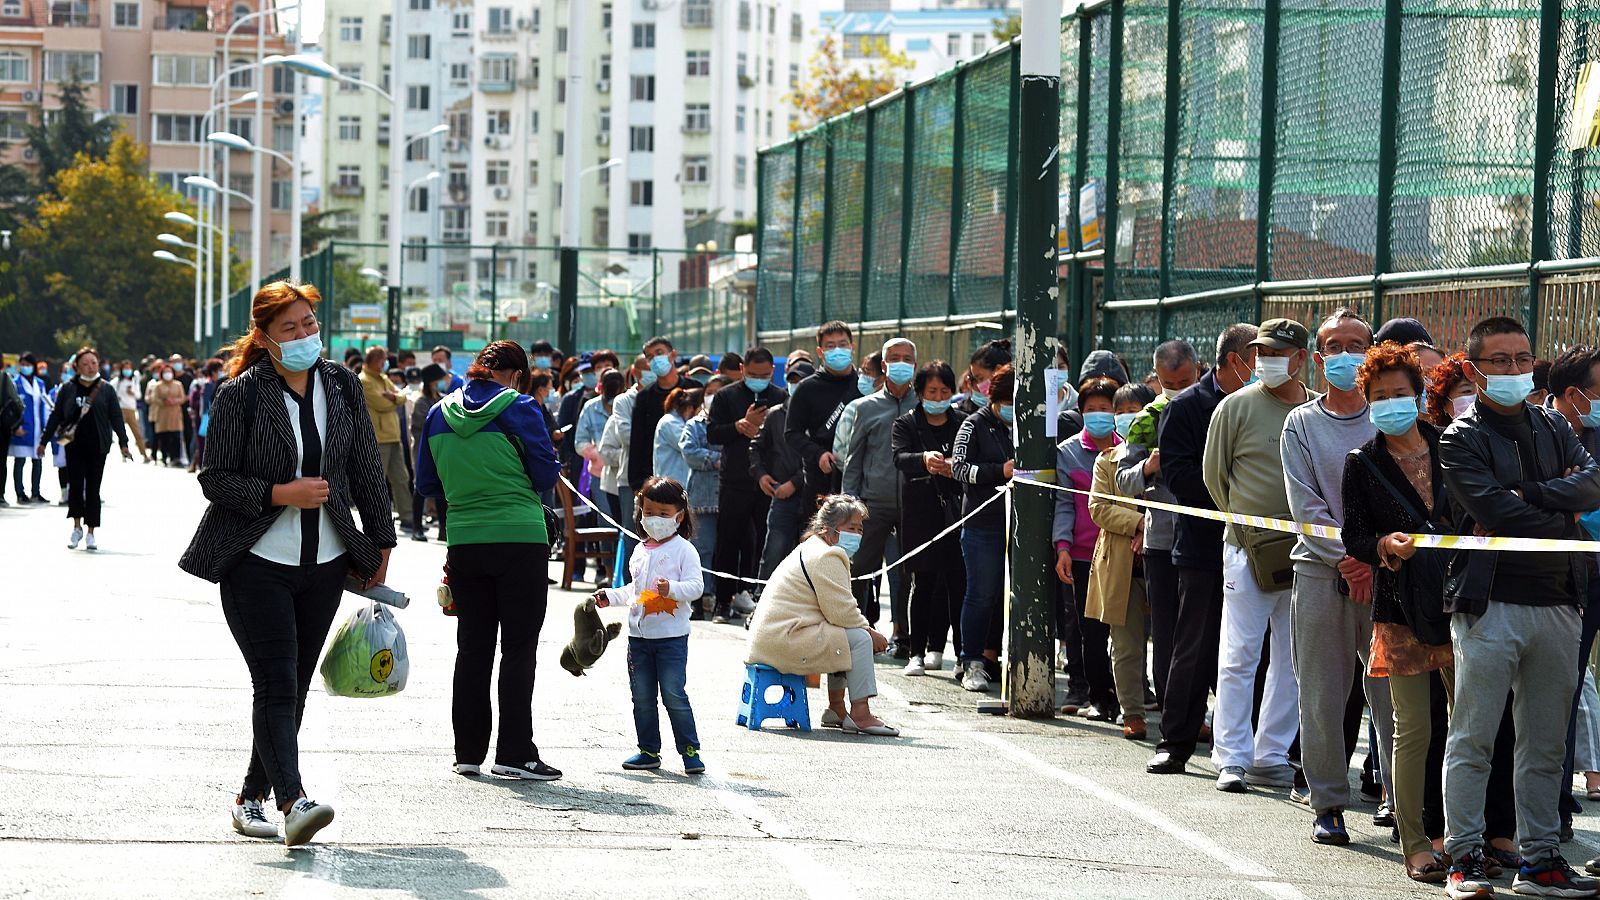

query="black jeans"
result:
[1561,579,1600,821]
[4,455,42,499]
[412,492,447,540]
[448,541,551,766]
[220,553,346,807]
[1157,565,1223,759]
[64,440,107,527]
[905,567,964,657]
[1144,549,1179,707]
[713,486,768,605]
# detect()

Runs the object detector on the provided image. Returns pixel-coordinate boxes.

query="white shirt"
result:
[603,533,704,639]
[250,372,347,566]
[113,375,141,411]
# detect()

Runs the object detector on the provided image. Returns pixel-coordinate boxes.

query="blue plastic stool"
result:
[736,664,812,731]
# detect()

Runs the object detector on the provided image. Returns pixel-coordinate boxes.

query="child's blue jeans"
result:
[627,635,700,755]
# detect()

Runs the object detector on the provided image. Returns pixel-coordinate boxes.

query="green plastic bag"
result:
[320,601,409,698]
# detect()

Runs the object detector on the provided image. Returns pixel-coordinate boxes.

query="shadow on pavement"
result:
[261,845,506,899]
[479,779,674,816]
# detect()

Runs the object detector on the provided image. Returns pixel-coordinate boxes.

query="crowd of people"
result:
[20,279,1600,896]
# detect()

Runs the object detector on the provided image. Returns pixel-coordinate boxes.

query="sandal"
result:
[840,716,900,737]
[1587,786,1600,801]
[1406,853,1448,884]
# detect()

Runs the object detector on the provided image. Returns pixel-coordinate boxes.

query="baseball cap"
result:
[786,361,815,383]
[1249,318,1309,352]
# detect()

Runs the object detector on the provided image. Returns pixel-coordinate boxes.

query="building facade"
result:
[820,2,1017,84]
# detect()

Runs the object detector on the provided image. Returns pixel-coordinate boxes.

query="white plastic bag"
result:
[320,601,409,698]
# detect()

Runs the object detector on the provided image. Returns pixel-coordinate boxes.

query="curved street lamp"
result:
[153,249,196,268]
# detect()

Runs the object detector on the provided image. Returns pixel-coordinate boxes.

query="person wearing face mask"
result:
[951,364,1017,693]
[1200,318,1318,795]
[0,361,19,485]
[628,336,681,497]
[1434,317,1600,897]
[1147,323,1259,776]
[415,339,562,784]
[706,346,787,623]
[152,362,188,467]
[1425,351,1479,427]
[832,352,883,481]
[751,359,813,586]
[1052,377,1124,721]
[786,321,864,510]
[169,354,194,465]
[746,494,898,736]
[111,359,149,464]
[6,351,51,503]
[358,344,415,534]
[36,347,131,547]
[180,281,396,846]
[600,355,652,567]
[407,363,452,542]
[1279,309,1398,845]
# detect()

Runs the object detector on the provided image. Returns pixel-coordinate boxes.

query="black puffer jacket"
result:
[950,405,1012,531]
[892,406,968,572]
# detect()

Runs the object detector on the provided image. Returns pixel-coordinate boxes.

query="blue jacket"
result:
[679,414,722,512]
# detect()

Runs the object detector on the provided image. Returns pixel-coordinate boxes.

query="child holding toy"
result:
[595,475,706,773]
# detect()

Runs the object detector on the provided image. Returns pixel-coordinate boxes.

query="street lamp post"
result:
[164,212,221,342]
[194,89,256,334]
[154,246,200,354]
[558,158,620,353]
[182,175,254,334]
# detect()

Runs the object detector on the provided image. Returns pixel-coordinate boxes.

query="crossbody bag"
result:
[56,381,102,446]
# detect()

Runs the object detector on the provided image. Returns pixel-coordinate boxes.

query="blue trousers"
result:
[627,635,699,755]
[959,526,1006,662]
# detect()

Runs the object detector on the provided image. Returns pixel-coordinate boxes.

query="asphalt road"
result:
[2,454,1596,899]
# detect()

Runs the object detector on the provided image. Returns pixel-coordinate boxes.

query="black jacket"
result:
[179,358,397,583]
[1342,422,1452,633]
[627,381,674,490]
[784,369,861,498]
[893,406,968,572]
[750,400,803,491]
[1159,370,1227,570]
[556,386,590,473]
[707,378,787,494]
[0,372,20,437]
[40,376,128,456]
[1438,402,1600,614]
[950,405,1012,531]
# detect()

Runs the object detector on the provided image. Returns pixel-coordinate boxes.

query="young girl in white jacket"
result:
[596,475,706,773]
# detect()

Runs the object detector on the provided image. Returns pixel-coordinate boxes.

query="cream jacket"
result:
[745,535,870,674]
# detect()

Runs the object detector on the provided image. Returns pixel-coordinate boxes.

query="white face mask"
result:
[1255,355,1293,389]
[1161,386,1181,401]
[1451,393,1475,419]
[641,514,680,541]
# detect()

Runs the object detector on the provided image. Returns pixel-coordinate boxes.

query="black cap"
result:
[1373,317,1434,348]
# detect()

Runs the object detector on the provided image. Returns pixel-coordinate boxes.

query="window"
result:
[447,164,468,194]
[0,111,25,139]
[599,106,610,134]
[408,0,429,9]
[683,156,708,184]
[407,34,431,60]
[630,75,655,102]
[272,123,292,151]
[449,62,469,86]
[789,63,799,87]
[593,208,609,245]
[631,23,654,48]
[735,155,748,187]
[380,65,390,93]
[380,14,391,42]
[485,211,508,239]
[971,33,987,54]
[481,54,515,85]
[336,165,360,188]
[525,210,538,240]
[739,1,750,30]
[228,56,253,89]
[628,233,651,253]
[271,179,292,211]
[556,79,565,104]
[0,51,26,82]
[684,0,710,27]
[529,109,539,133]
[113,1,139,27]
[487,7,513,34]
[527,160,538,185]
[155,171,201,196]
[485,109,510,135]
[947,32,961,56]
[152,113,204,143]
[791,12,803,40]
[737,52,748,80]
[448,111,469,140]
[1,0,21,15]
[111,83,138,114]
[338,16,362,41]
[226,116,253,144]
[442,207,468,241]
[767,6,776,32]
[528,57,540,89]
[686,50,710,77]
[683,104,710,133]
[556,27,567,52]
[405,241,428,263]
[555,130,563,155]
[337,64,361,92]
[765,58,773,85]
[452,11,469,34]
[406,84,430,110]
[336,115,360,141]
[485,160,509,186]
[405,137,429,162]
[629,126,653,152]
[154,55,212,87]
[630,180,653,207]
[599,54,611,81]
[765,110,773,138]
[409,187,429,213]
[378,114,390,144]
[735,104,746,132]
[45,51,98,83]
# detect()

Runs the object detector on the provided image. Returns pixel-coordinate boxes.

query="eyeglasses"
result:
[1322,341,1368,356]
[1468,354,1536,373]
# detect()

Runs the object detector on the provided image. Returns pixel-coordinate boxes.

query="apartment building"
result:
[0,0,295,272]
[821,2,1017,83]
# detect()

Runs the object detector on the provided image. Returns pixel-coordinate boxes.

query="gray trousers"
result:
[1444,600,1581,864]
[1290,567,1395,814]
[378,441,413,521]
[828,627,878,703]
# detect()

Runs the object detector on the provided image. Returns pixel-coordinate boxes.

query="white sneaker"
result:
[902,656,926,677]
[924,652,943,671]
[960,660,990,692]
[453,763,481,776]
[731,591,756,615]
[84,532,96,551]
[68,527,82,549]
[283,797,335,847]
[230,797,278,840]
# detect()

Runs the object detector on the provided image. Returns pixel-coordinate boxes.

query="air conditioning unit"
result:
[21,89,36,103]
[21,147,34,160]
[493,186,511,200]
[595,79,609,94]
[595,132,609,145]
[445,138,464,152]
[276,98,295,116]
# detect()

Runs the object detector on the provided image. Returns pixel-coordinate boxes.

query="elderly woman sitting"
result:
[746,495,899,736]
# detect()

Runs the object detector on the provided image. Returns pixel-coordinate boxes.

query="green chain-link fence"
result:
[757,2,1600,370]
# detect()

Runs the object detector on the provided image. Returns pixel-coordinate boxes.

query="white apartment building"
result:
[821,2,1017,84]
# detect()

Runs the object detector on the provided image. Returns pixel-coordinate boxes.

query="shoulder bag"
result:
[1236,523,1297,592]
[56,381,101,446]
[1355,449,1452,646]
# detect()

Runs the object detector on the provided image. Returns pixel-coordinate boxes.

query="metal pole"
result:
[947,63,967,319]
[790,141,803,333]
[289,17,303,283]
[858,107,876,329]
[250,11,264,294]
[1254,0,1282,324]
[1157,0,1182,341]
[820,123,835,320]
[386,0,406,309]
[897,85,916,332]
[1101,0,1125,339]
[203,196,214,343]
[1007,0,1063,720]
[1529,0,1563,343]
[1571,22,1591,261]
[1073,16,1093,365]
[558,0,586,350]
[1373,0,1402,326]
[221,149,232,327]
[489,244,499,342]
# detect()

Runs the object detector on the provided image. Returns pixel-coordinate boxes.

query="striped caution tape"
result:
[1013,475,1600,554]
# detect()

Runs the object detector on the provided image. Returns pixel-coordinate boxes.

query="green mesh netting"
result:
[824,115,867,323]
[905,76,956,320]
[794,135,828,328]
[757,145,795,333]
[1117,0,1168,303]
[1547,5,1600,260]
[866,96,906,322]
[956,56,1013,317]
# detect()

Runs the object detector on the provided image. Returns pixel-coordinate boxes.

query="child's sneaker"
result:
[682,746,705,775]
[622,750,661,770]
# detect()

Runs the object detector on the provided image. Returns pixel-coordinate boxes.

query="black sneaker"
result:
[1513,856,1600,897]
[711,602,731,625]
[889,638,911,661]
[490,759,562,781]
[1373,801,1395,827]
[1311,811,1349,845]
[983,658,1001,683]
[1447,848,1496,899]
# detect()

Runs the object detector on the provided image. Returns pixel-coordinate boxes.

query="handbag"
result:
[1236,523,1297,592]
[56,381,101,446]
[1355,450,1453,647]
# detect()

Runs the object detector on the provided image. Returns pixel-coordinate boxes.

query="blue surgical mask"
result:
[1370,396,1420,436]
[1083,410,1116,439]
[856,374,876,396]
[581,372,598,389]
[886,361,915,386]
[436,378,452,392]
[922,398,952,415]
[1580,392,1600,430]
[649,354,673,378]
[60,370,71,383]
[121,368,132,378]
[533,355,553,370]
[744,376,771,394]
[971,391,990,409]
[269,332,323,372]
[996,404,1013,424]
[639,368,658,390]
[20,365,33,376]
[1321,352,1361,392]
[823,347,853,372]
[172,361,184,373]
[835,530,862,558]
[1114,411,1138,438]
[1481,372,1534,408]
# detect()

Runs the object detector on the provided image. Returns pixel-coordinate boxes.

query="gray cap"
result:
[1079,349,1129,386]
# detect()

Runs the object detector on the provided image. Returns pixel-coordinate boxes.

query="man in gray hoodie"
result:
[842,337,919,628]
[1280,307,1395,846]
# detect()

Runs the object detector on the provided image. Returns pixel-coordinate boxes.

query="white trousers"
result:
[1211,543,1301,771]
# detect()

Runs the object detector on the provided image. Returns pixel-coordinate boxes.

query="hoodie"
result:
[415,379,560,546]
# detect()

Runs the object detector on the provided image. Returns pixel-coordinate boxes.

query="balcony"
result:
[480,77,514,93]
[154,9,208,31]
[479,28,515,42]
[48,8,99,27]
[682,2,712,28]
[330,183,365,197]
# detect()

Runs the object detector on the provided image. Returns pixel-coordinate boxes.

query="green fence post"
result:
[858,105,876,330]
[1254,0,1281,324]
[489,244,499,342]
[947,62,967,320]
[1529,0,1563,343]
[1003,47,1022,326]
[820,123,836,322]
[1158,0,1183,341]
[791,140,803,335]
[897,85,917,332]
[1070,13,1092,367]
[1102,0,1125,333]
[1373,0,1402,326]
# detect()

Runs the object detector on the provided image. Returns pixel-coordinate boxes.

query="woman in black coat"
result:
[179,281,396,848]
[891,360,968,675]
[37,347,131,549]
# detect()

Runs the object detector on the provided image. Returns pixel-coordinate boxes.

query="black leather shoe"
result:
[1146,751,1187,775]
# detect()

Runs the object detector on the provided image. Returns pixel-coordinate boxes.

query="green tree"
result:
[300,207,348,256]
[992,15,1022,43]
[27,75,117,193]
[788,34,915,131]
[5,135,196,359]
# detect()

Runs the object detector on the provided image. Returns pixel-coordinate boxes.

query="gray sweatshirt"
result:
[841,386,919,510]
[1115,443,1179,552]
[1280,396,1374,575]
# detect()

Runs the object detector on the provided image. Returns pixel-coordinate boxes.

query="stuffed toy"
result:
[560,596,622,676]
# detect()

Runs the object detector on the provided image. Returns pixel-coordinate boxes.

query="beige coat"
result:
[1085,446,1144,627]
[746,536,871,675]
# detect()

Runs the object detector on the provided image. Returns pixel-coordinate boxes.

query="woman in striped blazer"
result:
[179,281,396,848]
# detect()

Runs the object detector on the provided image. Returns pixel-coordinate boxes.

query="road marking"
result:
[705,774,860,900]
[880,686,1307,900]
